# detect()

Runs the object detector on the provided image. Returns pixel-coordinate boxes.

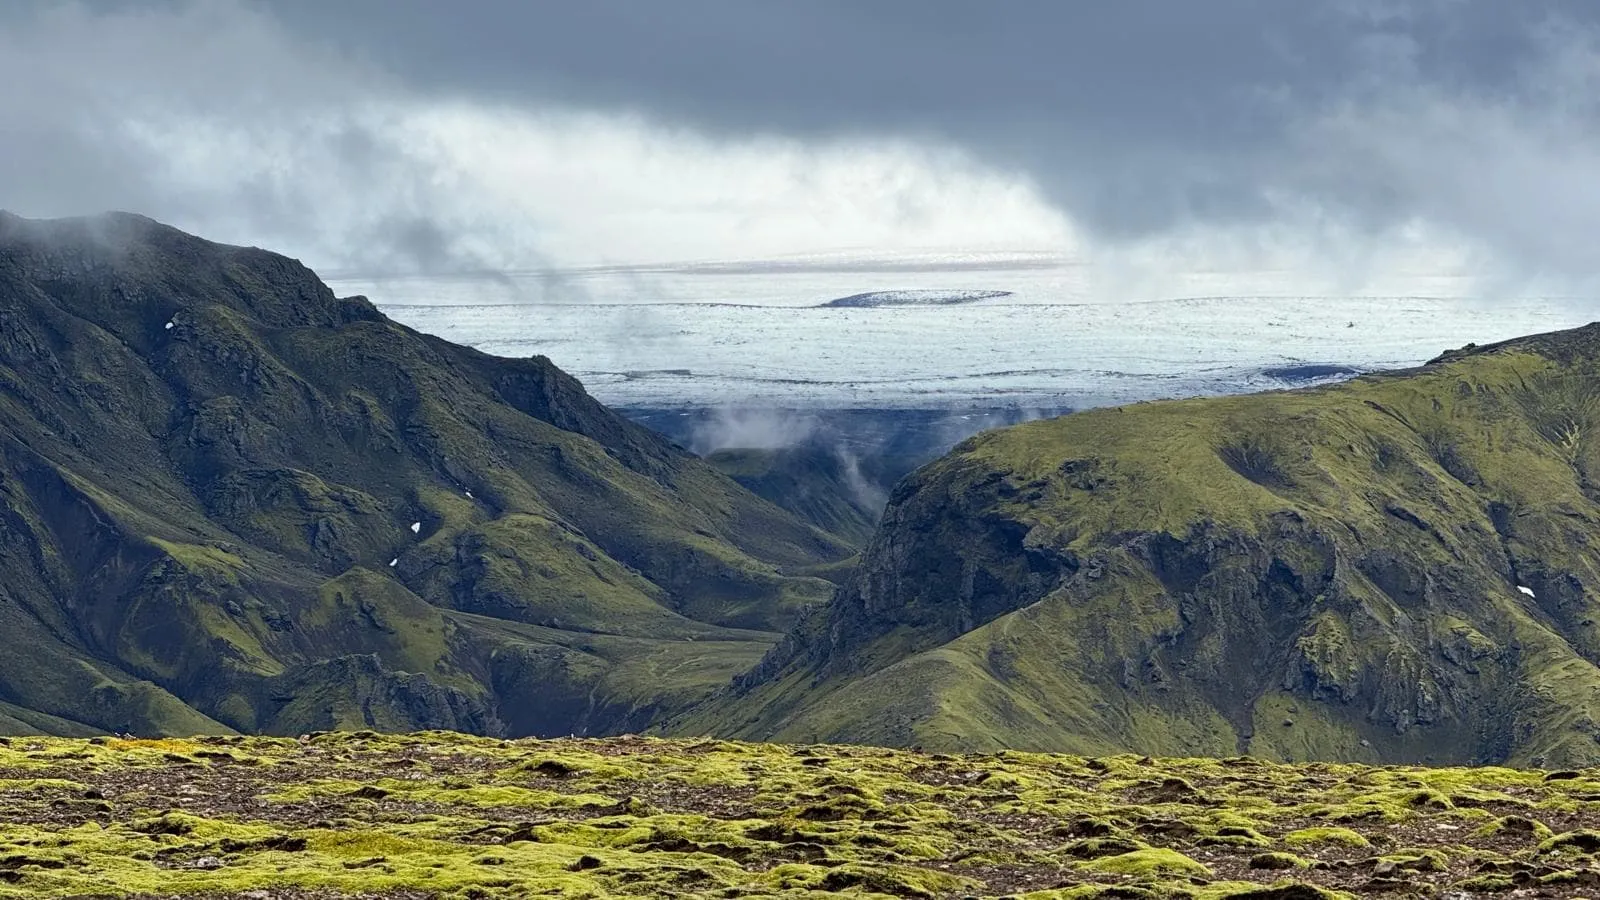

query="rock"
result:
[1221,886,1335,900]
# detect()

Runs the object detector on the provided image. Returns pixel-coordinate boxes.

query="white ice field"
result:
[327,255,1591,410]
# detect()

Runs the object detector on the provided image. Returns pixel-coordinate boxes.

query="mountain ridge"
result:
[12,209,1600,774]
[682,319,1600,768]
[0,211,849,738]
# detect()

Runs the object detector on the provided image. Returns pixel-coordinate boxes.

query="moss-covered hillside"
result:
[0,211,851,739]
[6,732,1600,898]
[689,323,1600,767]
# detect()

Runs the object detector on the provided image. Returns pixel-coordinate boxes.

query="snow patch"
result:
[410,521,421,534]
[1517,585,1536,598]
[388,558,398,567]
[465,490,473,499]
[164,321,174,330]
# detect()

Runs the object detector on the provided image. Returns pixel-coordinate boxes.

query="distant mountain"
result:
[818,289,1012,308]
[0,212,850,738]
[684,322,1600,767]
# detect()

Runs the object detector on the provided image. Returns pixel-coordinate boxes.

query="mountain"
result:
[685,322,1600,768]
[0,211,850,738]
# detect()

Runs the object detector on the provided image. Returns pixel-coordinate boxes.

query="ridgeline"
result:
[689,323,1600,768]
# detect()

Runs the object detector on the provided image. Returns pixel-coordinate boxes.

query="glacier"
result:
[326,255,1589,410]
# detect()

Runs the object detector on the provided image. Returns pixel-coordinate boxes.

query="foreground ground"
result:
[0,734,1598,897]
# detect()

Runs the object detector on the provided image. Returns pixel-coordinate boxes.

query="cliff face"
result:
[0,212,850,737]
[687,322,1600,767]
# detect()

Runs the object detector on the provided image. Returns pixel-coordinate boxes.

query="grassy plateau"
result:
[2,732,1600,898]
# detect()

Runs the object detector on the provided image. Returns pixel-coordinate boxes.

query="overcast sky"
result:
[4,1,1600,301]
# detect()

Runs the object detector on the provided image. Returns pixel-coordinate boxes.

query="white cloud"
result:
[0,2,1078,273]
[3,0,1600,310]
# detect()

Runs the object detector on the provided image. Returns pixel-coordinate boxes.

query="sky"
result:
[4,1,1600,303]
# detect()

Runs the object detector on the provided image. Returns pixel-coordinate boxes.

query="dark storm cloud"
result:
[269,1,1519,131]
[5,0,1600,290]
[263,0,1588,235]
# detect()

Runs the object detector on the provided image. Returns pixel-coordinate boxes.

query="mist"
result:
[4,1,1600,306]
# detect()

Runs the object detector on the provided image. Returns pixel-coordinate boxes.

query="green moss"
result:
[1282,827,1371,849]
[1080,847,1213,877]
[500,748,644,783]
[817,862,979,898]
[0,732,1596,897]
[1474,815,1553,841]
[1247,851,1310,870]
[1200,825,1272,848]
[1377,848,1449,873]
[1059,836,1150,859]
[1537,829,1600,857]
[264,778,620,810]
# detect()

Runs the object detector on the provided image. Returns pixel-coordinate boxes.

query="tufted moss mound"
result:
[0,732,1596,898]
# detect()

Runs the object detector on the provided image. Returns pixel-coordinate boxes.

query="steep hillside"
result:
[4,731,1597,898]
[636,408,1070,549]
[687,322,1600,767]
[0,211,850,738]
[706,445,888,547]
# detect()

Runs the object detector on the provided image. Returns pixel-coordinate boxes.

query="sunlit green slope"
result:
[689,323,1600,767]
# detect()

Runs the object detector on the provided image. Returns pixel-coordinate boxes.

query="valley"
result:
[5,211,1600,772]
[4,212,1600,897]
[14,2,1600,895]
